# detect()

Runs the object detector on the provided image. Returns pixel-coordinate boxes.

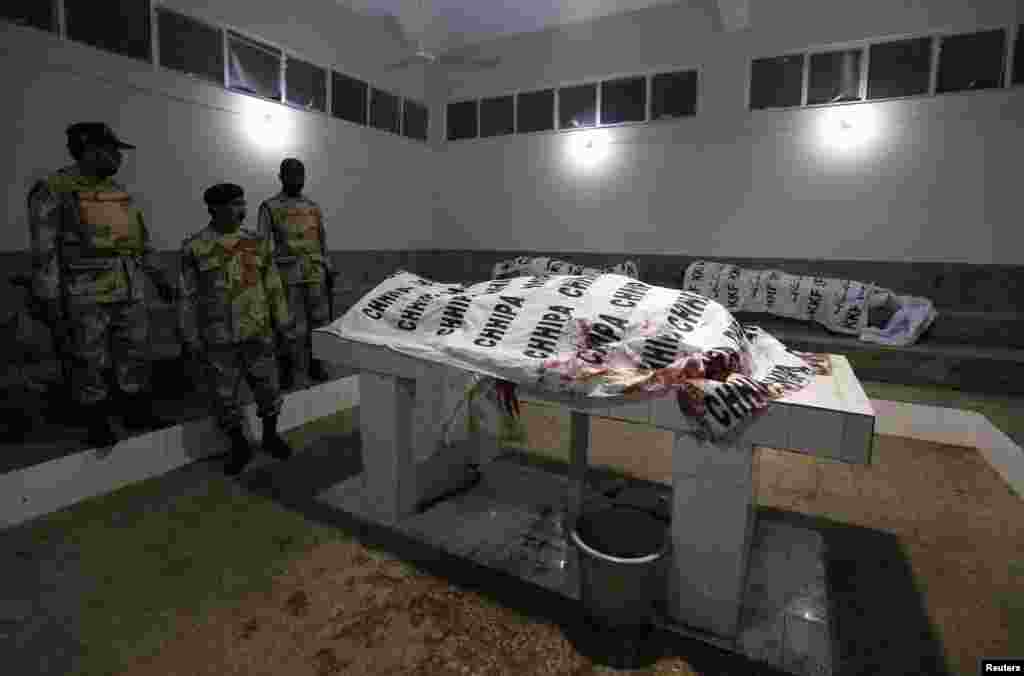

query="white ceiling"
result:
[340,0,697,53]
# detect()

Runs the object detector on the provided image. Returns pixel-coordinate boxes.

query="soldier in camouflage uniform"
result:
[178,183,295,476]
[257,158,334,388]
[27,122,177,447]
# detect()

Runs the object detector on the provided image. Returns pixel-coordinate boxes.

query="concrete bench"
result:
[311,331,874,643]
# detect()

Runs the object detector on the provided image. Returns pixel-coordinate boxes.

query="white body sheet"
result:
[682,260,938,345]
[318,270,821,440]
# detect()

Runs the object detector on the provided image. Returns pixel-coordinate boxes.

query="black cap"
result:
[203,183,245,206]
[280,158,304,172]
[66,122,135,149]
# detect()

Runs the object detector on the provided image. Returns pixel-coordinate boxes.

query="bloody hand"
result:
[494,380,520,418]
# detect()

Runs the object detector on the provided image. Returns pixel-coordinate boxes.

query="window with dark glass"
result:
[558,83,597,128]
[1,0,56,32]
[65,0,151,62]
[284,56,326,112]
[403,100,429,141]
[867,37,933,99]
[516,89,554,133]
[1015,25,1024,85]
[370,89,401,134]
[480,95,514,137]
[937,29,1006,93]
[227,32,282,100]
[600,76,646,124]
[749,55,804,109]
[156,8,224,85]
[808,49,863,104]
[651,70,698,119]
[332,72,367,125]
[447,100,478,140]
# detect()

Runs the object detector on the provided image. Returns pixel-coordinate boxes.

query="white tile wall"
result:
[673,432,754,485]
[970,416,1024,499]
[745,405,791,450]
[668,469,755,637]
[786,407,844,459]
[604,400,652,424]
[0,376,361,528]
[359,373,417,523]
[840,414,875,465]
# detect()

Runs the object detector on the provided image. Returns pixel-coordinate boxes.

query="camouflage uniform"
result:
[177,225,293,433]
[257,193,332,383]
[28,165,171,408]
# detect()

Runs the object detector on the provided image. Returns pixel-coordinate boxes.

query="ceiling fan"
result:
[374,0,501,72]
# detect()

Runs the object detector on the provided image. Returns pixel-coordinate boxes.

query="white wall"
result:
[1,0,435,252]
[434,0,1024,263]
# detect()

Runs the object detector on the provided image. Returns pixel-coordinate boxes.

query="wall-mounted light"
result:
[816,103,882,155]
[566,127,612,172]
[242,97,293,152]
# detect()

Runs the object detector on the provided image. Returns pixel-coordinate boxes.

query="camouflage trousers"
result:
[204,339,282,432]
[284,282,330,376]
[69,300,152,405]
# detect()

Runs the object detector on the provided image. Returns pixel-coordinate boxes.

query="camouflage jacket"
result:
[257,193,332,286]
[28,165,171,305]
[177,225,294,347]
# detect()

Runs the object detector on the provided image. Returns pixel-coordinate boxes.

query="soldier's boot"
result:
[119,391,174,431]
[224,428,254,476]
[308,359,331,383]
[261,414,293,460]
[83,399,119,448]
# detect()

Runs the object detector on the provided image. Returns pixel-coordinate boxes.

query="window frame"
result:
[515,88,556,135]
[478,94,515,138]
[446,99,479,141]
[556,81,599,130]
[599,74,649,126]
[1009,24,1020,87]
[747,53,807,111]
[225,29,284,103]
[805,47,868,106]
[63,0,153,63]
[933,27,1008,95]
[866,35,935,101]
[330,69,370,127]
[402,98,429,142]
[446,65,700,143]
[649,68,700,121]
[369,86,402,135]
[749,23,1018,114]
[282,53,328,113]
[152,6,226,87]
[0,0,60,34]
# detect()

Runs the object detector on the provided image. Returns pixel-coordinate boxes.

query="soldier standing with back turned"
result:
[178,183,295,476]
[27,122,177,447]
[257,158,335,388]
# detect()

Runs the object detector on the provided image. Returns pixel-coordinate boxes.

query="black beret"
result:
[66,122,135,149]
[203,183,245,206]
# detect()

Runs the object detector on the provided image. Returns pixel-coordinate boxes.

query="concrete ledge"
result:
[872,399,1024,499]
[2,373,1019,529]
[0,375,359,529]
